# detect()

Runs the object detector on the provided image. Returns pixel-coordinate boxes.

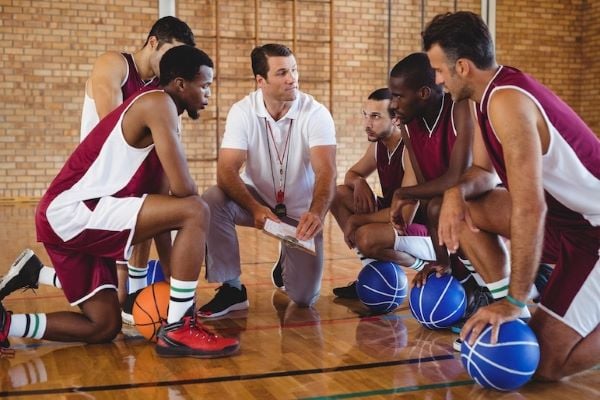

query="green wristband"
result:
[505,294,526,309]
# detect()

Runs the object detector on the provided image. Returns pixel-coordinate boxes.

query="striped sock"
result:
[37,267,61,289]
[486,277,510,300]
[127,264,148,294]
[355,249,376,267]
[458,257,486,287]
[168,278,197,323]
[9,313,47,339]
[408,258,426,272]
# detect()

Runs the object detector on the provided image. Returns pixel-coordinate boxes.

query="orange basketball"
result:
[133,282,170,342]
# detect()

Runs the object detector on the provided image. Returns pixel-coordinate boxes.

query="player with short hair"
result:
[198,43,337,318]
[0,46,239,358]
[423,11,599,380]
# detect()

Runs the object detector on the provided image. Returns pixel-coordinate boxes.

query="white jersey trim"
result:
[487,85,600,226]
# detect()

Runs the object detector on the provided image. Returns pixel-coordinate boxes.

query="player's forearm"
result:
[395,173,457,201]
[343,170,366,189]
[452,165,499,201]
[508,198,547,302]
[352,208,390,226]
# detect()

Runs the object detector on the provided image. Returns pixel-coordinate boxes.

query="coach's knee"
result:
[201,185,228,208]
[288,290,320,308]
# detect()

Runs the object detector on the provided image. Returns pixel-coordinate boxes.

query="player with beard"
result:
[331,87,436,299]
[424,12,599,378]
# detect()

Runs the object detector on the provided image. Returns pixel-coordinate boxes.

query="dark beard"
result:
[187,109,200,120]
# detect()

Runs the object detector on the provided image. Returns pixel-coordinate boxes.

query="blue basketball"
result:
[461,319,540,391]
[409,273,466,329]
[356,261,407,313]
[146,259,166,285]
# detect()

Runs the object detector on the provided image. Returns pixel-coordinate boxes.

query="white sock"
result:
[485,277,510,300]
[458,257,486,287]
[127,264,148,294]
[408,258,426,271]
[168,278,197,323]
[8,313,47,339]
[37,267,61,289]
[355,249,376,267]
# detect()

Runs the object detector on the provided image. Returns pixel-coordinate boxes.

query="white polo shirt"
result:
[221,89,336,219]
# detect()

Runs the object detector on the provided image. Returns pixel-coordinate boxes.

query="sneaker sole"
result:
[155,342,240,359]
[453,338,462,352]
[121,311,135,326]
[197,300,249,319]
[0,249,35,297]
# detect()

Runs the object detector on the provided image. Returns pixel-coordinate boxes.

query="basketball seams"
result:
[410,274,465,329]
[461,321,541,390]
[358,261,407,312]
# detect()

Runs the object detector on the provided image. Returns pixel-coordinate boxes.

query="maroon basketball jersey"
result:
[405,93,457,181]
[376,140,405,208]
[476,66,600,227]
[121,53,159,100]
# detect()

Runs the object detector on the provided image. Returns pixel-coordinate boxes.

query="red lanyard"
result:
[265,118,293,203]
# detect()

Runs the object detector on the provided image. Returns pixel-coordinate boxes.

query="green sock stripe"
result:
[170,286,196,294]
[31,314,40,338]
[489,285,509,294]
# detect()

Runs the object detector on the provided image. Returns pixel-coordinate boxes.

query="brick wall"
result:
[0,0,596,199]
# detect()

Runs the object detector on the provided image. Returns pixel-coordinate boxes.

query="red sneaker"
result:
[155,317,239,358]
[0,302,12,350]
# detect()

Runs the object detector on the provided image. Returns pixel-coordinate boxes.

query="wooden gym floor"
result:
[0,204,598,399]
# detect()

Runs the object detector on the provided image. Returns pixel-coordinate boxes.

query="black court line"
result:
[0,354,455,397]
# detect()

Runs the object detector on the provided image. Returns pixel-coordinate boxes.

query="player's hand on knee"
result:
[438,188,478,253]
[353,179,376,214]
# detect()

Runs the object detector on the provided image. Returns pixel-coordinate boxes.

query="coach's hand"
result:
[461,300,523,346]
[296,211,323,241]
[252,205,280,230]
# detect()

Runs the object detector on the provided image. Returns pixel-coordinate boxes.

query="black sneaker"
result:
[333,280,358,299]
[271,244,285,290]
[0,249,43,301]
[121,288,144,325]
[463,285,494,319]
[533,263,553,303]
[0,302,12,350]
[453,337,462,352]
[197,284,249,318]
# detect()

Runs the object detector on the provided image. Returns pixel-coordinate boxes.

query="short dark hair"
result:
[159,46,213,86]
[422,11,495,69]
[251,43,293,78]
[368,88,391,101]
[144,16,196,49]
[389,52,436,90]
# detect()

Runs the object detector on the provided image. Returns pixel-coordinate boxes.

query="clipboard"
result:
[263,219,316,255]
